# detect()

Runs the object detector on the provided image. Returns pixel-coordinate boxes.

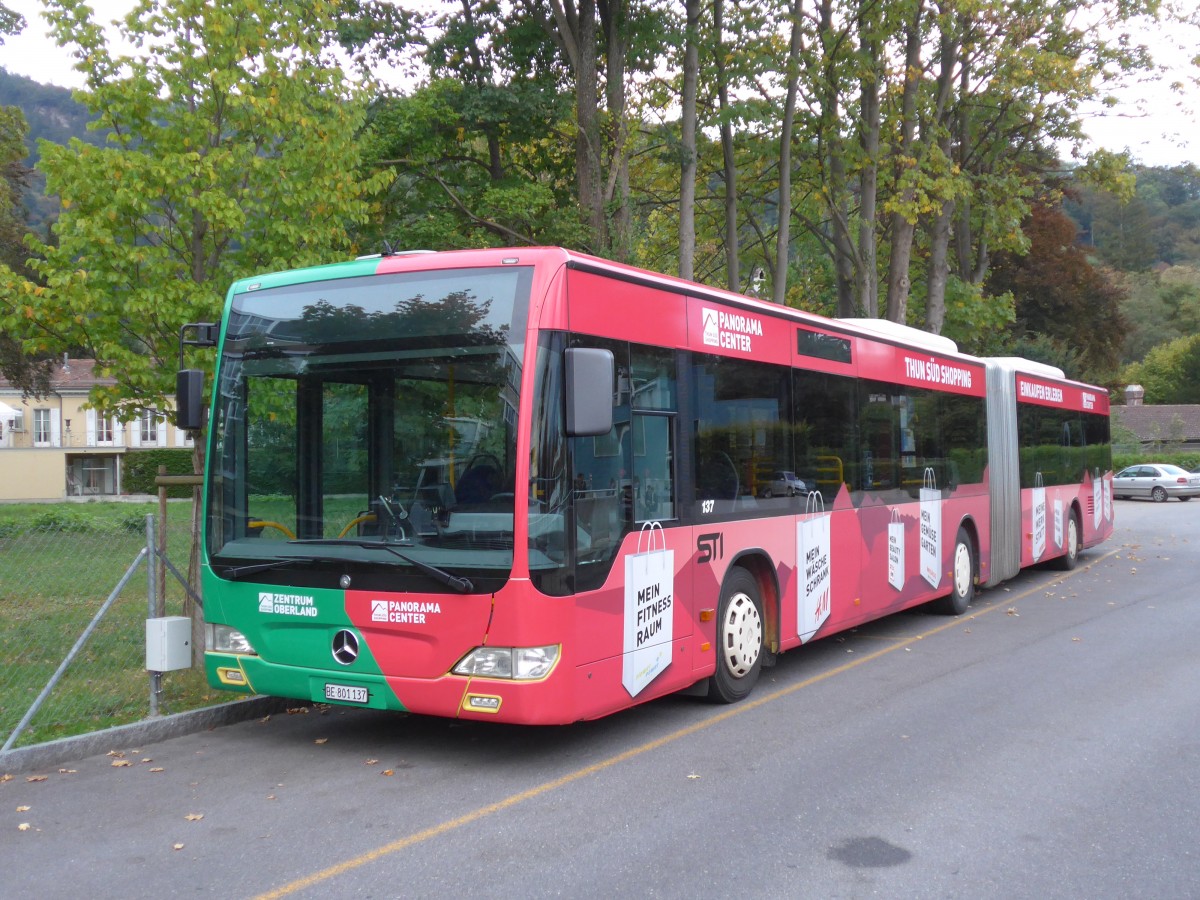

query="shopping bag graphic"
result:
[887,508,905,591]
[623,522,674,697]
[1053,495,1064,550]
[797,492,831,643]
[1032,473,1046,562]
[1093,474,1102,529]
[919,468,942,589]
[1103,476,1112,522]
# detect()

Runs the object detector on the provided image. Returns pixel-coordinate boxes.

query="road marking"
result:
[255,548,1118,899]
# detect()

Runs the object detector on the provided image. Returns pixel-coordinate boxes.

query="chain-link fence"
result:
[0,503,222,750]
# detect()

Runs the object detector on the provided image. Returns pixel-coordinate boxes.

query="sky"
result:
[2,0,1199,168]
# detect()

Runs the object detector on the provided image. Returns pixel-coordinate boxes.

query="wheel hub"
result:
[721,592,762,678]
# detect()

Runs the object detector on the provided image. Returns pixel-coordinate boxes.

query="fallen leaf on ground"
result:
[18,823,31,831]
[16,805,30,812]
[382,770,395,776]
[365,759,379,766]
[111,760,132,768]
[184,813,204,822]
[149,768,165,773]
[314,738,328,745]
[25,775,47,783]
[173,843,185,851]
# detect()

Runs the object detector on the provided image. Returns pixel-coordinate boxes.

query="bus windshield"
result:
[206,266,532,593]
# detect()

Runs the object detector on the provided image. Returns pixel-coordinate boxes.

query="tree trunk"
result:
[678,0,700,280]
[884,1,924,325]
[600,0,630,260]
[549,0,605,253]
[772,0,804,305]
[856,6,882,317]
[714,0,740,292]
[925,198,954,334]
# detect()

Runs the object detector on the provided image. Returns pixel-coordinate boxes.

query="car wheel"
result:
[1180,496,1192,502]
[708,568,764,703]
[929,526,974,615]
[762,487,773,499]
[1152,486,1168,503]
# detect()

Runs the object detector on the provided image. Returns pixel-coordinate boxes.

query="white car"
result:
[1113,464,1200,502]
[761,470,811,498]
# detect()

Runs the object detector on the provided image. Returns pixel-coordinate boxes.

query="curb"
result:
[1,695,303,776]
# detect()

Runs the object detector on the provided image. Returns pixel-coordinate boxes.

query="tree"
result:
[1120,333,1200,405]
[987,202,1127,381]
[362,2,585,251]
[1,0,388,423]
[0,1,53,396]
[0,0,389,645]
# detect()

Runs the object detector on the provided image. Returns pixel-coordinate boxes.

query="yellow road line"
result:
[256,548,1118,899]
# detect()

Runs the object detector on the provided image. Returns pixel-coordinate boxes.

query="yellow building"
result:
[0,359,191,501]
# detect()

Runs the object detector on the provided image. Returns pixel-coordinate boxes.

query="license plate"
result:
[324,683,369,704]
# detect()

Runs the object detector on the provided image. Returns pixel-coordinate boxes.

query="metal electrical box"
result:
[146,616,192,671]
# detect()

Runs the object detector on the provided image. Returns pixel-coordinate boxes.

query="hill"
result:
[0,67,104,232]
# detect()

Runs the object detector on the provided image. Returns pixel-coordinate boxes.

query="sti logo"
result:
[371,600,389,622]
[258,593,273,613]
[702,308,720,347]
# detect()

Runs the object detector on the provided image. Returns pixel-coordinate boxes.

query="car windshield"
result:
[206,266,532,592]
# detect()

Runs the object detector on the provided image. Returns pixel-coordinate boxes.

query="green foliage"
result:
[122,448,195,497]
[0,0,390,427]
[1113,450,1200,473]
[1120,333,1200,404]
[920,277,1016,357]
[30,507,91,533]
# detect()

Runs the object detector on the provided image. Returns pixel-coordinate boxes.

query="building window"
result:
[140,410,158,444]
[98,416,114,443]
[8,409,23,432]
[34,408,52,445]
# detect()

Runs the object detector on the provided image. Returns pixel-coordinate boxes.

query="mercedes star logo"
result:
[332,630,359,665]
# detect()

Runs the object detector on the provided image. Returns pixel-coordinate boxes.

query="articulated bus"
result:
[178,247,1113,723]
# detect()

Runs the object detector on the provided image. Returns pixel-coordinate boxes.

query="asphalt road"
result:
[3,498,1198,899]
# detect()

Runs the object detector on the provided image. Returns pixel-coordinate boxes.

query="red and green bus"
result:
[177,246,1113,723]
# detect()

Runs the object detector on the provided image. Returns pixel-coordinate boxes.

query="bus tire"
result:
[708,568,764,703]
[1054,511,1080,571]
[930,527,975,616]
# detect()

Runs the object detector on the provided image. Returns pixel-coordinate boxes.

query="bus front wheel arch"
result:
[707,567,765,704]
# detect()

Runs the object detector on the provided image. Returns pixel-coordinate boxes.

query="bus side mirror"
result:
[565,347,614,437]
[176,369,205,432]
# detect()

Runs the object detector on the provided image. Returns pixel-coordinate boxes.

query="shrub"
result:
[30,508,91,533]
[122,448,196,498]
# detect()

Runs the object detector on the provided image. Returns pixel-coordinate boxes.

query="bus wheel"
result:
[930,527,974,615]
[1054,512,1080,571]
[708,568,764,703]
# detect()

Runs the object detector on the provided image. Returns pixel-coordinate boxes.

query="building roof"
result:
[1112,404,1200,442]
[0,358,117,396]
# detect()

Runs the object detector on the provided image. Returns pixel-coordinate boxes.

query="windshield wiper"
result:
[287,539,474,594]
[222,557,317,579]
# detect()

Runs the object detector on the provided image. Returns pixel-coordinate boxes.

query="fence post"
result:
[157,464,168,610]
[146,513,162,717]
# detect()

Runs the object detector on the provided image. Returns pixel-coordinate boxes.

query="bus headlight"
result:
[208,624,256,654]
[453,645,559,680]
